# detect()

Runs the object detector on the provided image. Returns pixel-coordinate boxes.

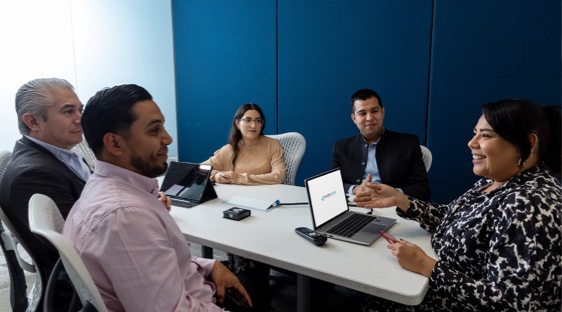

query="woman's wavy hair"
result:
[228,103,266,169]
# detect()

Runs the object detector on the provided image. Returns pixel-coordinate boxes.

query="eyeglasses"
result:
[239,118,264,125]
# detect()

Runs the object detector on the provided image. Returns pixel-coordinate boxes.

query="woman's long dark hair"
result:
[228,103,266,169]
[482,99,561,174]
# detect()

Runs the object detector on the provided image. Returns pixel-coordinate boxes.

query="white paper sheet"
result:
[225,195,277,211]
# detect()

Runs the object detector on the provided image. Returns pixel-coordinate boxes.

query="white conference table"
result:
[168,183,436,311]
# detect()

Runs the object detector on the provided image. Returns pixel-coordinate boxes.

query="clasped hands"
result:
[353,180,437,278]
[215,171,239,184]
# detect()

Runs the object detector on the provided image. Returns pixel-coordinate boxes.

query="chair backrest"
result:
[265,132,306,185]
[0,206,38,273]
[0,203,44,312]
[72,139,96,171]
[0,150,44,311]
[28,194,108,312]
[420,145,432,172]
[0,150,12,180]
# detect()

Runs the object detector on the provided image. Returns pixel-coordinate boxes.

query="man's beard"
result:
[130,154,167,178]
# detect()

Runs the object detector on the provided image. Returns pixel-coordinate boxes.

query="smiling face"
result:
[28,87,84,150]
[468,115,521,184]
[235,109,263,142]
[351,96,385,143]
[121,100,173,178]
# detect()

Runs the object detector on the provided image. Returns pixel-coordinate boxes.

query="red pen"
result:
[379,230,400,244]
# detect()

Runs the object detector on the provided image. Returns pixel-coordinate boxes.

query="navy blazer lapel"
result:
[374,130,397,182]
[354,134,369,164]
[19,137,88,183]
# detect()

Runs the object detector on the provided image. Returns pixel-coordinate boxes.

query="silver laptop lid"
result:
[305,168,349,229]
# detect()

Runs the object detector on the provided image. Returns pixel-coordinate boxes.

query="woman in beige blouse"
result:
[203,103,286,185]
[202,103,286,311]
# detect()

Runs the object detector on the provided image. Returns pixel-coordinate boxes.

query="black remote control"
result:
[295,227,327,246]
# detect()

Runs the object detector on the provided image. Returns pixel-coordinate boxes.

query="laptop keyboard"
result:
[327,213,376,238]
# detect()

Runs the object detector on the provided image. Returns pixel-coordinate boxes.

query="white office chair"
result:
[72,139,96,171]
[28,193,108,312]
[0,150,11,179]
[266,132,306,185]
[0,205,43,312]
[420,145,432,172]
[0,150,44,312]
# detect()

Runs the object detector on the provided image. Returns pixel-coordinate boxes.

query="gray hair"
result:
[15,78,75,134]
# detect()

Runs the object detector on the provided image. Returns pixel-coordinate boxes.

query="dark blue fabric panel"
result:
[173,0,277,162]
[172,0,560,201]
[278,0,433,185]
[427,1,561,202]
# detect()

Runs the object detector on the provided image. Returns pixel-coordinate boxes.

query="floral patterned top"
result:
[397,165,561,311]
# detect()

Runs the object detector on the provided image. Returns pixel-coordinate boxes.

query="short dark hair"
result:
[482,99,561,174]
[350,89,383,113]
[82,84,152,157]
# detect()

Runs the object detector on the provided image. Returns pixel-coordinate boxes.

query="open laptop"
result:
[160,161,217,208]
[304,168,396,246]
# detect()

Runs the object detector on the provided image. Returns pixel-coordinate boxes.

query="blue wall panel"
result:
[172,1,560,201]
[427,1,561,202]
[277,1,433,185]
[173,0,277,163]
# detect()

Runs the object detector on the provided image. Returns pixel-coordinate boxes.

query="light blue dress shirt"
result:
[348,136,381,195]
[25,135,91,181]
[348,132,403,195]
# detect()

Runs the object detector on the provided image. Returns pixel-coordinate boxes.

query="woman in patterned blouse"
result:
[354,99,561,311]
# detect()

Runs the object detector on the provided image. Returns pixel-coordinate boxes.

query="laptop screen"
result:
[160,162,212,202]
[305,168,349,227]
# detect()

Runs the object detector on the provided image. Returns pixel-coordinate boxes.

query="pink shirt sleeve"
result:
[82,206,222,312]
[192,256,216,277]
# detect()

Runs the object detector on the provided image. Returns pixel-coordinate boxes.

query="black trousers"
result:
[233,261,272,312]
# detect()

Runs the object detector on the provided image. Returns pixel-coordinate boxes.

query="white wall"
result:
[0,0,177,157]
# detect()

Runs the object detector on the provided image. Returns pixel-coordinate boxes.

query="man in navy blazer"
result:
[0,78,90,311]
[330,89,430,200]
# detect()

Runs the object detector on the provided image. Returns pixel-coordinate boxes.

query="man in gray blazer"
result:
[0,78,90,311]
[330,89,430,200]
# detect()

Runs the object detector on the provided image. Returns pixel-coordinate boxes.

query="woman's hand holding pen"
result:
[381,231,436,277]
[353,182,410,212]
[387,240,436,278]
[355,184,436,276]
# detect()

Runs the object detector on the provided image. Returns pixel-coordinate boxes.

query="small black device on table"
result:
[223,207,251,221]
[295,227,327,246]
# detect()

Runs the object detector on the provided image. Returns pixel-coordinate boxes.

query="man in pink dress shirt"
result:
[64,84,252,311]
